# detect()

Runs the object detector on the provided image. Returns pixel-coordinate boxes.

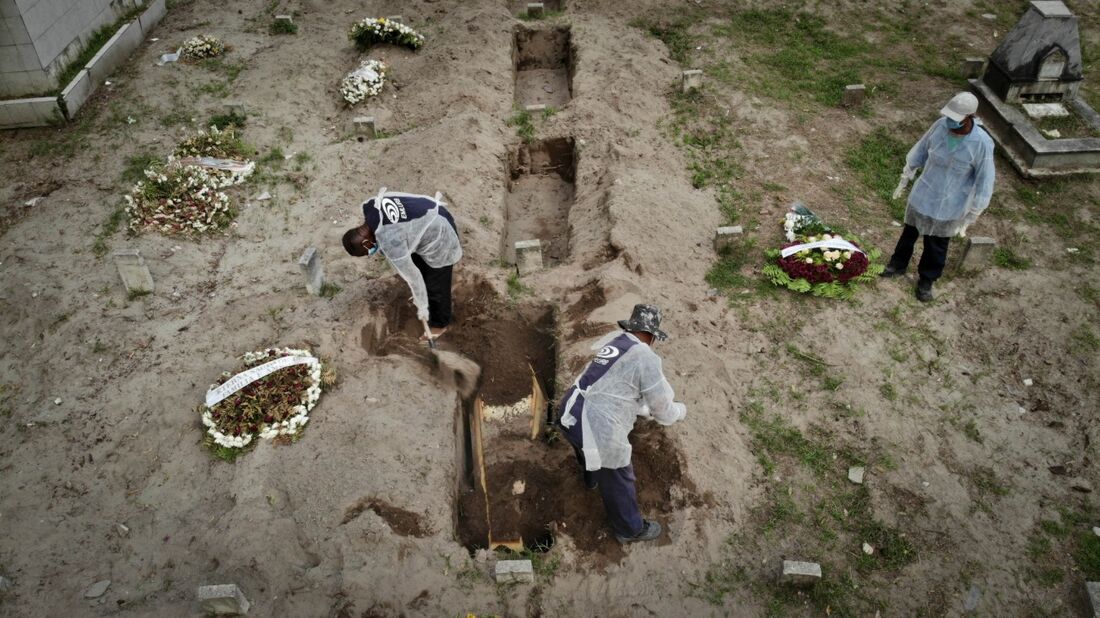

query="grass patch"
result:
[631,17,695,65]
[992,247,1031,270]
[52,3,145,95]
[258,147,286,168]
[845,128,911,220]
[319,282,342,299]
[270,18,299,35]
[209,110,247,129]
[706,243,753,293]
[1076,531,1100,579]
[1071,326,1100,354]
[506,108,535,143]
[506,272,532,300]
[127,288,152,301]
[741,400,831,476]
[92,205,127,257]
[121,152,159,185]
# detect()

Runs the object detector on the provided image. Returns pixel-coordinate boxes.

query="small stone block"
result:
[526,3,545,17]
[524,104,547,113]
[1023,102,1070,119]
[780,560,821,586]
[275,14,293,23]
[0,575,13,592]
[353,116,376,138]
[495,560,534,583]
[842,84,866,107]
[113,250,155,295]
[197,584,250,615]
[961,57,985,79]
[1086,582,1100,617]
[681,69,703,93]
[960,236,996,270]
[223,102,246,116]
[298,247,324,296]
[848,466,865,484]
[84,579,111,598]
[713,226,743,253]
[515,239,544,275]
[386,15,403,22]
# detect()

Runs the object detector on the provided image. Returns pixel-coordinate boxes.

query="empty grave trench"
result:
[513,25,573,107]
[501,137,576,266]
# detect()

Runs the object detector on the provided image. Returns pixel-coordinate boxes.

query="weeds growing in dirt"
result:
[992,247,1031,270]
[270,18,299,35]
[319,282,342,299]
[845,129,910,221]
[506,272,532,301]
[507,108,536,143]
[209,110,247,130]
[92,205,126,257]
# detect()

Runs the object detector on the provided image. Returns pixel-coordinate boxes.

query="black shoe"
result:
[916,280,934,302]
[880,264,906,278]
[616,519,662,544]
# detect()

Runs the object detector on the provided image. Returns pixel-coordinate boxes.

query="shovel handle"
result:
[421,320,437,350]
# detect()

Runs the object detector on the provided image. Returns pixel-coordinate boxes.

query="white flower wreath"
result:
[340,59,387,105]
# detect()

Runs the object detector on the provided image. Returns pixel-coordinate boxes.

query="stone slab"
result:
[59,68,93,120]
[495,559,534,583]
[780,560,821,586]
[713,225,743,253]
[113,249,155,294]
[962,57,985,79]
[84,579,111,598]
[842,84,866,107]
[197,584,250,615]
[85,23,144,86]
[353,116,375,138]
[963,585,982,612]
[524,103,547,113]
[681,69,702,93]
[526,3,545,17]
[1086,581,1099,617]
[0,97,63,129]
[515,239,543,274]
[298,247,323,295]
[847,466,865,484]
[1023,102,1070,119]
[138,0,168,37]
[959,236,996,270]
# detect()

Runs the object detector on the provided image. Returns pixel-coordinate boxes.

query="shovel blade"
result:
[433,350,481,399]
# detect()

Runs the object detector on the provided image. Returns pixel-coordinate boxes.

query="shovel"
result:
[422,320,481,399]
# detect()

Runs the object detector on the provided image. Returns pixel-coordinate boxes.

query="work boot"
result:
[880,263,906,278]
[616,519,662,544]
[583,471,598,490]
[916,279,934,302]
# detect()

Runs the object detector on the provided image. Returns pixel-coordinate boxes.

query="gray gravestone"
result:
[780,560,821,586]
[113,250,154,295]
[526,3,545,17]
[197,584,250,615]
[713,226,743,253]
[515,239,544,275]
[524,103,548,113]
[681,69,703,93]
[960,236,997,270]
[842,84,866,107]
[298,247,324,295]
[353,116,376,138]
[495,560,534,583]
[962,57,986,78]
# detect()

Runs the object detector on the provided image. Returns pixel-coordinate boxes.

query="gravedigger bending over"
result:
[557,304,687,544]
[342,188,462,341]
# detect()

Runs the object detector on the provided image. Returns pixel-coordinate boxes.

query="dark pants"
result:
[563,435,644,538]
[888,224,951,283]
[411,254,453,328]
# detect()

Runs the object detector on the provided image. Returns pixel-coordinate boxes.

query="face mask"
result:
[946,118,964,130]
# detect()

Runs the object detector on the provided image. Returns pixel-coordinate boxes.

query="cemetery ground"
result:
[0,0,1098,616]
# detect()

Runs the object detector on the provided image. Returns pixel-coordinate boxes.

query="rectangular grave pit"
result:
[502,137,577,266]
[513,25,574,107]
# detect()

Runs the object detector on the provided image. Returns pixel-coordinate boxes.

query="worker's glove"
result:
[417,307,430,322]
[891,167,916,201]
[957,224,969,238]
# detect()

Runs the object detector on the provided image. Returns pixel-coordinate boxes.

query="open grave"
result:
[513,25,574,107]
[501,137,577,266]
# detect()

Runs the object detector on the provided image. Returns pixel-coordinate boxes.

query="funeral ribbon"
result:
[205,354,317,408]
[780,237,865,259]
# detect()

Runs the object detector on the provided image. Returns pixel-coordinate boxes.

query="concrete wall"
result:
[0,0,141,97]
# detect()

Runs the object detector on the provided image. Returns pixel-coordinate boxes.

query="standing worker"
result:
[883,91,996,301]
[557,304,687,544]
[342,188,462,340]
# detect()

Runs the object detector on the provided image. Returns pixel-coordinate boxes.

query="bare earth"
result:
[0,0,1098,617]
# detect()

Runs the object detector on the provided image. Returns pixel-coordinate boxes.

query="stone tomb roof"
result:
[988,0,1082,84]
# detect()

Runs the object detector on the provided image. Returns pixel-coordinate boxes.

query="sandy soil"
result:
[0,0,1097,616]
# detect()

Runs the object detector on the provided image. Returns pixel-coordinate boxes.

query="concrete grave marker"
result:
[842,84,866,107]
[959,236,997,270]
[713,226,743,253]
[681,69,703,93]
[113,250,155,295]
[515,239,544,275]
[780,560,821,586]
[1086,582,1100,617]
[223,102,246,117]
[524,103,548,114]
[495,560,534,583]
[386,15,403,23]
[275,14,293,24]
[962,57,986,78]
[197,584,250,615]
[353,116,376,138]
[526,3,545,17]
[848,466,865,484]
[298,247,324,296]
